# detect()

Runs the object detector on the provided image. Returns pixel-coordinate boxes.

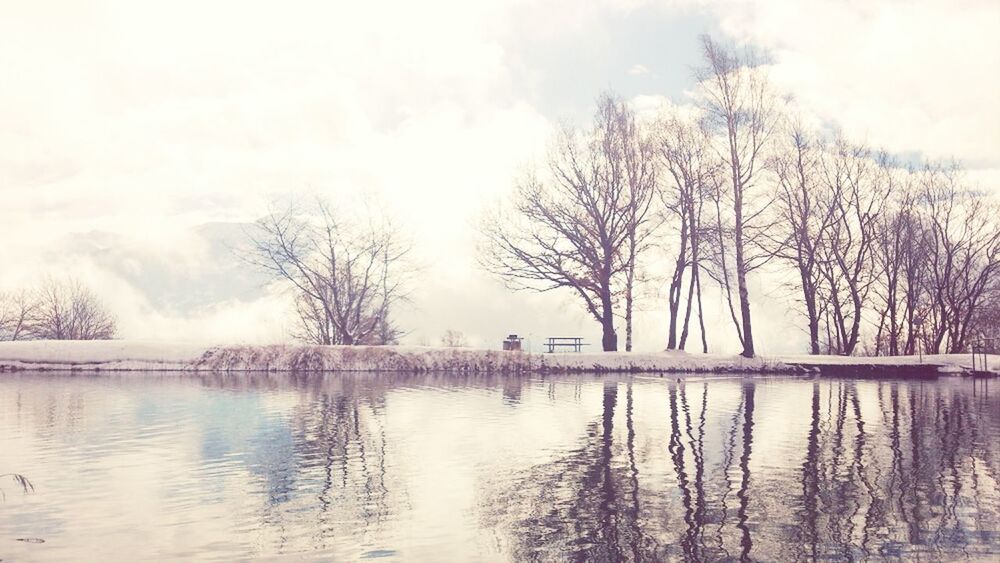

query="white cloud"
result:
[628,64,650,75]
[689,0,1000,168]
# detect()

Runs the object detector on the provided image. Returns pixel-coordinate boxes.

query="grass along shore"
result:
[0,340,995,375]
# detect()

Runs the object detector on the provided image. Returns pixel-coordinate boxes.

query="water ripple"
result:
[0,373,997,561]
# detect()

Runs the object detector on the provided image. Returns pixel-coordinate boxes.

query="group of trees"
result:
[0,278,117,341]
[244,37,996,357]
[773,137,1000,356]
[481,36,999,356]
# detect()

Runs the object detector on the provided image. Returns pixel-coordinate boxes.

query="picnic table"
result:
[544,337,588,353]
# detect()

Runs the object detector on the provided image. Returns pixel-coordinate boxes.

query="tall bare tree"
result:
[769,125,835,354]
[697,36,779,358]
[658,112,716,352]
[610,96,659,352]
[249,199,410,346]
[481,95,656,352]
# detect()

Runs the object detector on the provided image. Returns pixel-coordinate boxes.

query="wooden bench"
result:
[544,337,588,353]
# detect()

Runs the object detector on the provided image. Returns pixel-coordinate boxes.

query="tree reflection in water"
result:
[484,380,664,561]
[190,372,404,554]
[488,377,1000,562]
[2,373,998,560]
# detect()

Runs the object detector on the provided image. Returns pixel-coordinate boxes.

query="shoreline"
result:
[0,340,995,377]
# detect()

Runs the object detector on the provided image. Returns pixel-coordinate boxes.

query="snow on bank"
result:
[0,340,208,370]
[534,349,790,373]
[0,340,994,374]
[779,353,999,373]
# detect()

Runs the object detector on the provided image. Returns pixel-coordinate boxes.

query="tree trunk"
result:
[874,309,886,356]
[601,287,618,352]
[624,290,633,352]
[666,220,689,350]
[679,268,696,350]
[695,264,708,353]
[625,235,636,352]
[843,287,863,355]
[734,186,755,358]
[886,272,900,356]
[734,230,755,357]
[904,306,916,355]
[805,286,820,355]
[679,203,699,351]
[736,270,755,358]
[799,261,821,355]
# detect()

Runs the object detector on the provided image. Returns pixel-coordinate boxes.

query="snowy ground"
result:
[0,340,995,375]
[0,340,208,370]
[780,353,996,371]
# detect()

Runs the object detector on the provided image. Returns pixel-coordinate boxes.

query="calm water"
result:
[1,373,998,562]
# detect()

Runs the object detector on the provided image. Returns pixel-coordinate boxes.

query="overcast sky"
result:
[2,0,998,353]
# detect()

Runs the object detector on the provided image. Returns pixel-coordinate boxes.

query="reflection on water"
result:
[0,373,997,561]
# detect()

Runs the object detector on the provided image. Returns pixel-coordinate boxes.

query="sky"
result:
[1,0,998,354]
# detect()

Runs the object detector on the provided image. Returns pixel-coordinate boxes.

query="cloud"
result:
[688,0,1000,169]
[628,64,650,75]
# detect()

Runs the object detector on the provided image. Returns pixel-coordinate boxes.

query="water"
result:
[1,373,998,562]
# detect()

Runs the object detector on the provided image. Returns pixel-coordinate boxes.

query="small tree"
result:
[32,278,117,340]
[440,329,469,348]
[248,198,410,346]
[0,289,38,341]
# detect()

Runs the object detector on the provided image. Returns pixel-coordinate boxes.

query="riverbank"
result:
[0,340,995,376]
[0,340,788,373]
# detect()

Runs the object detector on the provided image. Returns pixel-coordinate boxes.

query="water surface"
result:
[1,372,998,561]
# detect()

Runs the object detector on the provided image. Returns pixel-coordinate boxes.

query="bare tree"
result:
[480,96,656,352]
[32,278,117,340]
[0,289,38,341]
[697,36,779,358]
[248,198,410,346]
[657,112,717,352]
[919,164,1000,353]
[871,175,928,356]
[610,96,659,352]
[813,141,892,355]
[974,285,1000,343]
[769,124,835,354]
[440,329,469,348]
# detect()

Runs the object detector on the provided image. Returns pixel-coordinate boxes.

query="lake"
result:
[1,373,998,561]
